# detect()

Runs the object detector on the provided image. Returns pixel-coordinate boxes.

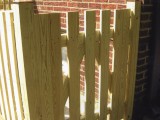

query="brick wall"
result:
[134,0,152,103]
[35,0,126,30]
[132,0,153,119]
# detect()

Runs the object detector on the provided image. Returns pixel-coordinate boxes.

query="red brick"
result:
[68,2,78,7]
[46,6,54,11]
[95,93,99,99]
[95,71,99,76]
[102,4,117,9]
[72,0,83,2]
[54,7,70,11]
[95,10,100,16]
[109,52,113,58]
[109,0,125,4]
[78,3,89,8]
[96,23,100,29]
[70,8,79,11]
[95,88,99,93]
[80,85,85,91]
[89,3,102,9]
[96,16,100,22]
[80,15,84,21]
[60,13,66,17]
[79,9,86,15]
[61,18,66,24]
[80,21,84,26]
[61,23,67,28]
[95,77,99,83]
[110,18,114,24]
[80,81,85,86]
[109,65,112,70]
[95,0,108,2]
[117,4,126,9]
[52,2,67,6]
[80,71,85,76]
[95,82,99,88]
[80,27,84,31]
[83,0,95,2]
[44,1,52,6]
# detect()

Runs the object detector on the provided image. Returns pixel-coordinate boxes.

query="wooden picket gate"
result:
[0,2,141,120]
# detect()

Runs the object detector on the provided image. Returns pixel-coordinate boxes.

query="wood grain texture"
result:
[117,9,130,120]
[12,4,31,120]
[50,13,64,120]
[85,11,96,120]
[111,10,122,120]
[0,11,17,120]
[12,3,64,120]
[99,10,110,120]
[126,2,141,120]
[5,11,24,120]
[67,12,80,120]
[111,9,131,120]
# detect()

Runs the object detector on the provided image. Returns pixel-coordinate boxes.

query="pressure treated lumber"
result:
[12,3,64,120]
[99,10,110,120]
[126,2,141,120]
[5,11,24,120]
[111,10,124,120]
[12,4,30,120]
[0,11,17,120]
[0,40,10,120]
[117,9,130,120]
[85,11,96,120]
[67,12,80,120]
[50,13,64,120]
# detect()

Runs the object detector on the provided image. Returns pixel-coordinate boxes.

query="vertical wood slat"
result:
[85,11,96,120]
[126,2,141,119]
[99,10,110,120]
[0,40,10,120]
[5,11,24,120]
[12,4,30,120]
[67,12,80,120]
[12,3,63,120]
[111,10,124,120]
[50,13,64,120]
[0,79,6,119]
[0,11,17,120]
[112,9,131,120]
[117,9,130,120]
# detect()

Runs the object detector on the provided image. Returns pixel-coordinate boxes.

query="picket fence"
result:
[0,2,141,120]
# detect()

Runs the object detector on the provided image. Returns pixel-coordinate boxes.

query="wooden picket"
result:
[67,12,80,120]
[85,11,96,120]
[0,11,17,120]
[99,10,110,120]
[0,1,141,120]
